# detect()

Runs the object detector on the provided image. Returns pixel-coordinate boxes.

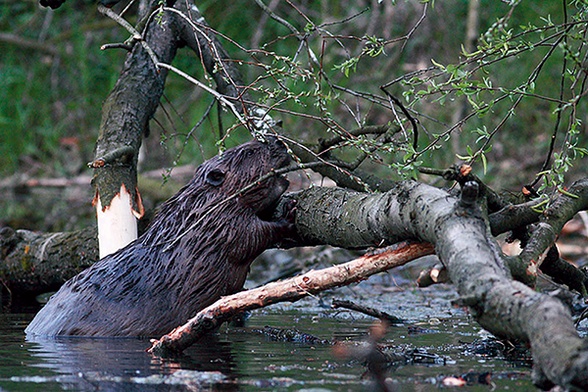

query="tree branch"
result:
[148,241,434,356]
[152,180,588,389]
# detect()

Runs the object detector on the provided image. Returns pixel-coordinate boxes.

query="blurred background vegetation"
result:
[1,0,586,231]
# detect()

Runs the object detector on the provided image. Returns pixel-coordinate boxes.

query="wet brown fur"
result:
[25,138,293,337]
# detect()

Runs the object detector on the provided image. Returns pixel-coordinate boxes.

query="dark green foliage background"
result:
[1,0,586,230]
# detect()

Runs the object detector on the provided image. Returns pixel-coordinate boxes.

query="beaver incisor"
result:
[25,137,295,337]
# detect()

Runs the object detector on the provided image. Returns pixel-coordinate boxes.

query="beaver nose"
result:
[266,135,288,152]
[262,135,290,168]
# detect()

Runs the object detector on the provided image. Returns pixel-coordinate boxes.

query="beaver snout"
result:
[265,135,291,169]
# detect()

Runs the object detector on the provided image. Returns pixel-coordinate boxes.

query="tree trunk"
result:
[90,2,180,257]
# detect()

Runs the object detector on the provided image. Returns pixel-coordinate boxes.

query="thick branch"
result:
[148,241,434,356]
[500,179,588,294]
[0,227,98,296]
[488,198,542,236]
[521,179,588,266]
[540,245,588,296]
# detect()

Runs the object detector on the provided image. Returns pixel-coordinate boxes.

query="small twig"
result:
[97,4,142,40]
[162,6,248,118]
[399,2,428,53]
[0,278,13,310]
[119,0,137,18]
[530,8,572,188]
[319,124,399,150]
[97,4,160,68]
[380,87,419,151]
[156,62,247,128]
[100,42,133,51]
[318,7,370,28]
[279,134,376,192]
[332,299,404,325]
[254,0,299,38]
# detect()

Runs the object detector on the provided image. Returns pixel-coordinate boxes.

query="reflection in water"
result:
[25,334,239,391]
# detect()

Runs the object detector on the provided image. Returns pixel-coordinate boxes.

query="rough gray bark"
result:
[291,182,588,390]
[150,179,588,390]
[0,227,98,296]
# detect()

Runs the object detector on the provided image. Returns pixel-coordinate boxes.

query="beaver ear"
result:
[206,169,225,186]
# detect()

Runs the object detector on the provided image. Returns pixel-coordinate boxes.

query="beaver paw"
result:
[282,199,297,223]
[270,199,299,248]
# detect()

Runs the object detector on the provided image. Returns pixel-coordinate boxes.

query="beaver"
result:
[25,137,295,337]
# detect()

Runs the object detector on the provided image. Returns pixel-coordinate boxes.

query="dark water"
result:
[1,289,537,391]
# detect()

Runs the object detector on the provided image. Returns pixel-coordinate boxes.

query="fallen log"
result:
[150,180,588,390]
[0,227,98,297]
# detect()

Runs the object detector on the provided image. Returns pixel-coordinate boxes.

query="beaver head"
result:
[196,136,291,217]
[140,136,292,246]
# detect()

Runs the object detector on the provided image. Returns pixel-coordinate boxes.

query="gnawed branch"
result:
[148,241,434,356]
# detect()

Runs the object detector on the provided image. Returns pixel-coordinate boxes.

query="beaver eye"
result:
[205,169,225,186]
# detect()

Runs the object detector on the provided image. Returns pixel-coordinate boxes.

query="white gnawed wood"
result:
[96,184,138,258]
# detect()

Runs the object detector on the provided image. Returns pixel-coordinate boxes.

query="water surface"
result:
[1,283,537,391]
